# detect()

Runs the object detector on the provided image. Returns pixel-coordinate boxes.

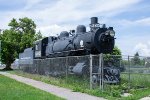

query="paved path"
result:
[140,96,150,100]
[0,72,105,100]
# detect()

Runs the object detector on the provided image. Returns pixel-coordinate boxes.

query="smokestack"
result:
[90,17,100,31]
[91,17,98,24]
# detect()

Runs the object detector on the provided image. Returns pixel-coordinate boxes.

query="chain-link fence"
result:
[19,55,91,89]
[102,55,150,93]
[19,54,150,93]
[124,56,150,89]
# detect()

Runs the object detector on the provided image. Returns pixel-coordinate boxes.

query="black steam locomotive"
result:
[34,17,115,58]
[19,17,120,84]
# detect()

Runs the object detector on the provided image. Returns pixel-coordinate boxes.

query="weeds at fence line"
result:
[14,54,150,100]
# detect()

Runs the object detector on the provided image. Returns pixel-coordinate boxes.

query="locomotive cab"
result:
[34,37,48,58]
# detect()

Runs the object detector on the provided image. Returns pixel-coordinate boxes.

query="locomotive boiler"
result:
[34,17,115,58]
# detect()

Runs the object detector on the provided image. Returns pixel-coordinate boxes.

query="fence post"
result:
[128,55,131,89]
[90,54,93,89]
[99,53,102,90]
[65,57,68,83]
[101,53,104,91]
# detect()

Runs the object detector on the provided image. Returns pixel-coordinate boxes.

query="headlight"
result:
[109,31,115,37]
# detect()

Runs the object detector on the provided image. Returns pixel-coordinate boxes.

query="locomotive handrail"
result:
[45,54,91,60]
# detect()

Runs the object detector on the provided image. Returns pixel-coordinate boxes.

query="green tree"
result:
[111,46,121,55]
[104,46,122,67]
[35,30,43,40]
[0,30,20,70]
[8,17,38,52]
[132,52,141,65]
[8,17,36,34]
[0,17,42,70]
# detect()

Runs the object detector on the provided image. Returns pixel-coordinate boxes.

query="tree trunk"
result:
[3,63,13,71]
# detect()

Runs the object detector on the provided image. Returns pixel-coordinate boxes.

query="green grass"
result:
[121,88,150,100]
[121,73,150,88]
[0,74,64,100]
[10,71,91,91]
[9,70,150,100]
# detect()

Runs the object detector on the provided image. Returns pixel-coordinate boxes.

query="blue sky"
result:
[0,0,150,56]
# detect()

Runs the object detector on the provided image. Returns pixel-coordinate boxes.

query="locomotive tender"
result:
[19,17,120,84]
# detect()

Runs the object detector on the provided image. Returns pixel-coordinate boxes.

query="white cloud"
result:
[135,17,150,26]
[37,24,76,37]
[114,17,150,27]
[148,41,150,46]
[33,0,141,35]
[32,0,141,25]
[2,0,150,56]
[116,35,150,56]
[24,0,43,10]
[133,42,150,56]
[0,0,141,32]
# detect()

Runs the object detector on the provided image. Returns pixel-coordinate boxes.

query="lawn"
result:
[121,73,150,88]
[0,74,64,100]
[10,70,150,100]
